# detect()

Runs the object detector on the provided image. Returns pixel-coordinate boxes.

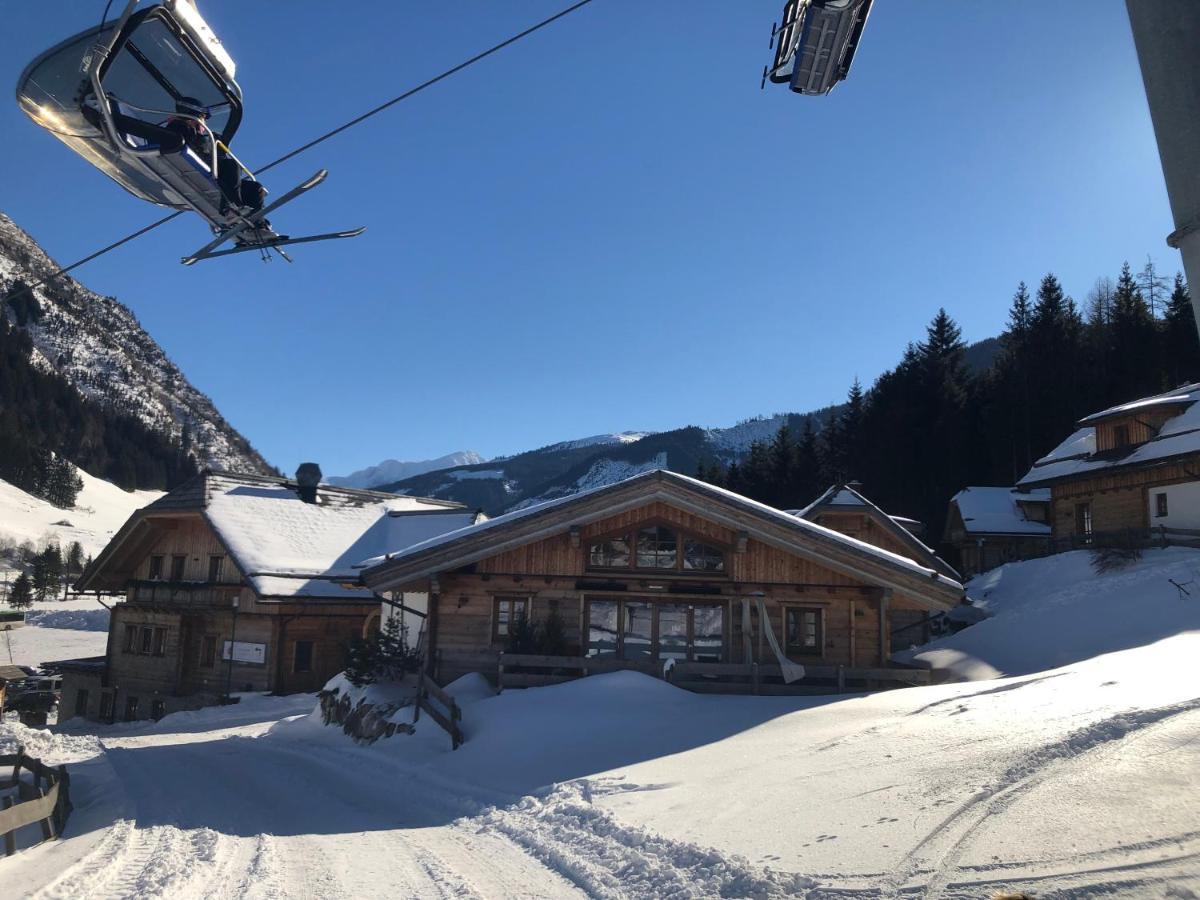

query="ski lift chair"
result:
[17,0,251,225]
[766,0,874,96]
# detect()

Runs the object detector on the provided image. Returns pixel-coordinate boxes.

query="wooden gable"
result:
[474,500,860,588]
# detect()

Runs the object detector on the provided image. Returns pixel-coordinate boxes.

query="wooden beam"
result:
[879,588,892,666]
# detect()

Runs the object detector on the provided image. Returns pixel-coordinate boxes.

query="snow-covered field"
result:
[0,468,160,563]
[2,597,110,669]
[1,552,1197,898]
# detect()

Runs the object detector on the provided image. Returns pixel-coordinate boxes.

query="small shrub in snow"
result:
[1091,542,1142,574]
[343,612,422,687]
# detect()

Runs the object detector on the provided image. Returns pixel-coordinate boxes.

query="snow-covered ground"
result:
[0,468,160,563]
[1,551,1197,897]
[1,597,110,669]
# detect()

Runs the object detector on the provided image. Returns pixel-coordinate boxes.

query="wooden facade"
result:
[365,472,964,689]
[1048,455,1200,540]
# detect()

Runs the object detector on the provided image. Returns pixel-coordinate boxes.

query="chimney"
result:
[295,462,322,504]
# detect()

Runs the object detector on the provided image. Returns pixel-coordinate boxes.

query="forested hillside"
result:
[699,262,1200,542]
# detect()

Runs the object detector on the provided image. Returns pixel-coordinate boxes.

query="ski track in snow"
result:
[881,698,1200,899]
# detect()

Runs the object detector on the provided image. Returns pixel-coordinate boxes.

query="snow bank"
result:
[1,598,111,667]
[24,605,110,632]
[896,548,1200,677]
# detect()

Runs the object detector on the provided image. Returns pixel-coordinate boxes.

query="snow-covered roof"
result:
[203,477,477,599]
[790,483,959,580]
[949,487,1051,536]
[363,470,965,600]
[1019,385,1200,487]
[77,471,477,600]
[1078,384,1200,423]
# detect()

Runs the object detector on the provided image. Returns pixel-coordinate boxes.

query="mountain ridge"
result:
[0,211,273,480]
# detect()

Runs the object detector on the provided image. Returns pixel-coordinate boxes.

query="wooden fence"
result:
[0,748,71,856]
[1050,526,1200,554]
[497,652,936,695]
[412,671,464,750]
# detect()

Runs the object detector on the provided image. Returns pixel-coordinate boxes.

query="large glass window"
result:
[658,604,690,660]
[587,600,620,658]
[587,526,724,574]
[683,540,725,572]
[586,599,724,661]
[589,535,630,568]
[622,602,654,659]
[693,606,725,662]
[636,527,677,569]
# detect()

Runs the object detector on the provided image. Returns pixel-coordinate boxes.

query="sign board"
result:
[221,640,267,665]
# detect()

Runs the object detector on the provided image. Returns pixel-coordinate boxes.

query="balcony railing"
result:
[127,580,242,608]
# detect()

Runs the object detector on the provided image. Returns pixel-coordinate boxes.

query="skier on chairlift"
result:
[165,97,273,237]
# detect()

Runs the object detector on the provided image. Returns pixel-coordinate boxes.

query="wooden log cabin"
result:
[1017,383,1200,543]
[65,468,478,724]
[943,487,1052,577]
[362,470,965,689]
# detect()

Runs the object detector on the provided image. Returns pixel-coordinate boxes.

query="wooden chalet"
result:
[1017,383,1200,544]
[66,469,477,724]
[362,470,965,692]
[790,482,960,649]
[944,487,1051,577]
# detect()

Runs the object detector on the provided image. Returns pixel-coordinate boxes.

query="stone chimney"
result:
[295,462,322,504]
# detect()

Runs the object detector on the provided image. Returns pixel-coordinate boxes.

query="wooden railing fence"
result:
[0,748,71,856]
[497,652,936,695]
[412,671,464,750]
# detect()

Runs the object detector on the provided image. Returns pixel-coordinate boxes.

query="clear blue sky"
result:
[0,1,1178,476]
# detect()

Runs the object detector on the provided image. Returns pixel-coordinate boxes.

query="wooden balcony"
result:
[127,580,241,608]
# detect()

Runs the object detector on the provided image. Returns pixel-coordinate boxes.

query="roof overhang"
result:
[363,472,963,610]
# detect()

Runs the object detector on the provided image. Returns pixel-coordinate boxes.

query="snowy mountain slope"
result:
[326,451,484,489]
[0,212,272,474]
[0,467,160,561]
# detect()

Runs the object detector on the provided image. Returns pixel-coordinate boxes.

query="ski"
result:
[181,168,330,265]
[184,227,366,262]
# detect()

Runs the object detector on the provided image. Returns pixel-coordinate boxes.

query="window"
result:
[622,601,653,659]
[636,526,677,569]
[589,535,630,568]
[74,688,89,717]
[140,626,154,655]
[124,695,140,722]
[123,623,138,653]
[151,699,166,721]
[200,635,217,668]
[208,555,224,582]
[492,596,529,643]
[784,607,823,656]
[99,692,114,721]
[170,555,186,582]
[148,555,164,580]
[152,626,167,657]
[588,526,725,574]
[1114,424,1130,448]
[585,598,725,661]
[1156,493,1169,518]
[1075,502,1093,539]
[293,640,314,674]
[683,540,725,572]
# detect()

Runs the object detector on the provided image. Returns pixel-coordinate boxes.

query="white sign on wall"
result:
[221,641,267,665]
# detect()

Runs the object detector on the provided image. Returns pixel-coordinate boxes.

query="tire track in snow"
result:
[881,697,1200,898]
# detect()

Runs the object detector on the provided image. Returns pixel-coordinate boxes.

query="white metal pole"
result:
[1126,1,1200,336]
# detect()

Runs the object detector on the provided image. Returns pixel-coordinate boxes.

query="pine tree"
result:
[9,573,33,609]
[65,541,85,579]
[344,636,379,687]
[1109,261,1159,399]
[1137,256,1170,318]
[1163,273,1199,386]
[32,545,63,601]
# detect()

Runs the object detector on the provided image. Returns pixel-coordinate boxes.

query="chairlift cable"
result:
[5,0,597,303]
